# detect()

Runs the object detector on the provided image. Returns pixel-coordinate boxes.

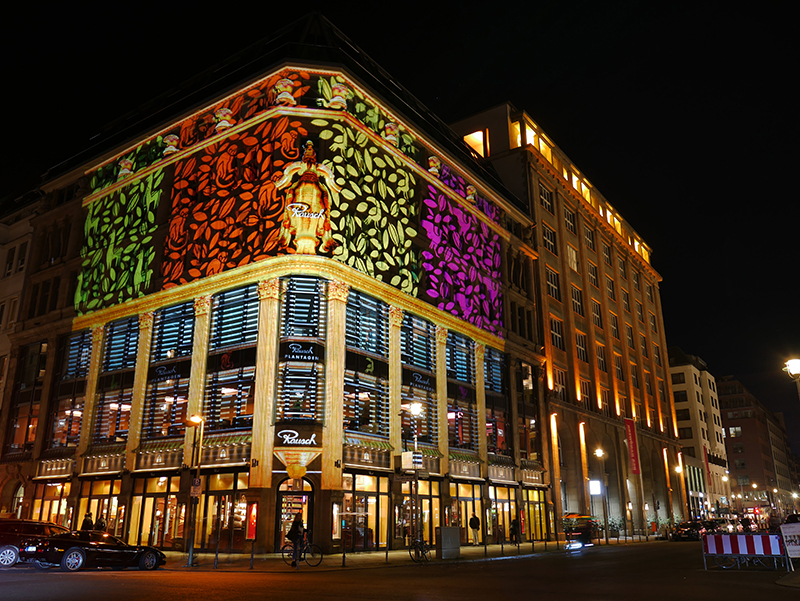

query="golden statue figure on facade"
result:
[275,141,340,254]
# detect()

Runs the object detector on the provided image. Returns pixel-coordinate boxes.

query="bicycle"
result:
[282,537,323,567]
[408,537,430,562]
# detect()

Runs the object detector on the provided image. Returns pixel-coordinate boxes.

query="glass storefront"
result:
[488,485,517,543]
[128,475,183,549]
[449,481,483,544]
[398,478,440,545]
[276,477,313,549]
[521,488,547,541]
[31,480,72,528]
[78,478,124,537]
[341,473,389,552]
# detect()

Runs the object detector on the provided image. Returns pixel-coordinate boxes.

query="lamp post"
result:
[722,475,729,516]
[595,449,609,543]
[401,402,424,544]
[784,359,800,401]
[187,415,204,568]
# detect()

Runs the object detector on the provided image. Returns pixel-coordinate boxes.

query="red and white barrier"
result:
[703,534,784,557]
[702,533,792,572]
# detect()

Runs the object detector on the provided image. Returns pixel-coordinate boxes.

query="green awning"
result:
[203,433,252,447]
[449,451,482,464]
[344,437,394,451]
[488,453,516,467]
[139,439,184,454]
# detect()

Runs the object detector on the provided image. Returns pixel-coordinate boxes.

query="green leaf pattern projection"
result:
[314,118,419,294]
[75,170,164,313]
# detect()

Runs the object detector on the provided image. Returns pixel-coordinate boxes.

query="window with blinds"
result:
[103,317,139,372]
[151,302,195,362]
[60,330,92,381]
[345,291,388,356]
[343,371,388,436]
[49,332,91,448]
[205,365,255,431]
[142,377,190,438]
[400,314,435,372]
[400,384,437,446]
[276,362,324,421]
[484,348,506,395]
[209,285,259,351]
[448,396,478,450]
[94,387,133,443]
[281,277,326,339]
[446,332,474,384]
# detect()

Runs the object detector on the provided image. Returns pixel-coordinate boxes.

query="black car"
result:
[672,521,706,541]
[19,530,166,572]
[0,519,70,568]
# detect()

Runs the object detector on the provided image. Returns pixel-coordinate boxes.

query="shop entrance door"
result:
[276,478,313,550]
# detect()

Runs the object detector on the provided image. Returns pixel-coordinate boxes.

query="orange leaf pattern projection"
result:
[161,117,312,287]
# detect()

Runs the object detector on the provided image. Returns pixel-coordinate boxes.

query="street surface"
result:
[1,541,795,601]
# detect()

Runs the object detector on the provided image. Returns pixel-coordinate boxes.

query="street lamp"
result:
[187,414,204,568]
[784,359,800,400]
[594,449,609,543]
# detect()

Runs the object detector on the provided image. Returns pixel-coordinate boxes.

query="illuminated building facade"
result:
[452,105,685,533]
[0,15,684,552]
[667,347,729,518]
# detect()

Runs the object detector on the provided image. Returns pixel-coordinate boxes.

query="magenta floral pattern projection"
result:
[419,184,503,336]
[438,164,502,224]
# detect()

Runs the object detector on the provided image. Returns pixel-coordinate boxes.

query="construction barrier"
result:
[702,533,792,571]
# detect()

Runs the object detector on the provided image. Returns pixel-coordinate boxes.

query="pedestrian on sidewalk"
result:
[81,512,94,531]
[469,513,480,546]
[287,512,304,569]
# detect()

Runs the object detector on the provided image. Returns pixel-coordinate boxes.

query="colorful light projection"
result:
[419,185,503,337]
[76,170,167,312]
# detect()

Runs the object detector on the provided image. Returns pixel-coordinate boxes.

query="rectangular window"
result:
[630,364,639,389]
[646,284,654,303]
[588,262,599,288]
[649,312,658,333]
[211,284,260,351]
[103,317,140,372]
[580,379,592,403]
[602,242,612,266]
[564,207,577,234]
[609,313,620,339]
[446,332,475,384]
[606,276,616,301]
[280,277,324,340]
[674,390,688,403]
[344,371,389,436]
[276,362,322,422]
[626,324,635,349]
[550,318,565,351]
[653,345,662,366]
[640,334,649,358]
[400,314,436,371]
[591,300,603,328]
[671,372,686,384]
[636,301,644,323]
[484,348,506,396]
[151,301,195,363]
[567,246,579,272]
[142,376,190,438]
[618,258,626,280]
[546,267,561,301]
[542,224,558,255]
[571,286,584,316]
[622,289,630,312]
[596,344,607,372]
[678,427,693,440]
[401,380,437,446]
[584,225,595,251]
[729,426,742,437]
[16,241,28,272]
[346,290,389,357]
[553,367,567,401]
[4,247,15,277]
[576,333,589,363]
[614,355,625,381]
[539,183,554,213]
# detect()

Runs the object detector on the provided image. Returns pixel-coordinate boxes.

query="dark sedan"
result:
[19,530,165,572]
[672,521,706,541]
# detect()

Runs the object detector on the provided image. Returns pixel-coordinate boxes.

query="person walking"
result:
[94,514,107,531]
[469,512,480,546]
[287,512,304,569]
[81,512,94,531]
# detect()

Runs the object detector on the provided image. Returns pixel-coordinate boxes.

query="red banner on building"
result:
[624,418,641,475]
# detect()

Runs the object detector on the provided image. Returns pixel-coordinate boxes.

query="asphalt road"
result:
[1,542,794,601]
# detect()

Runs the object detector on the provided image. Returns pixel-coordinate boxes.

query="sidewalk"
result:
[163,537,800,588]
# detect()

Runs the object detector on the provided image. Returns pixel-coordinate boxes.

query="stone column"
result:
[77,325,105,461]
[184,296,211,469]
[389,306,403,459]
[435,325,449,475]
[474,343,488,478]
[249,279,281,489]
[322,280,348,490]
[125,312,154,471]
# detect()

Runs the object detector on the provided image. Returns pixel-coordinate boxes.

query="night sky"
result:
[2,2,798,448]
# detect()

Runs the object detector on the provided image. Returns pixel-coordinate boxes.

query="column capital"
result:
[327,280,350,303]
[389,305,404,328]
[435,324,448,346]
[258,278,281,301]
[194,295,212,317]
[473,341,485,361]
[139,311,154,330]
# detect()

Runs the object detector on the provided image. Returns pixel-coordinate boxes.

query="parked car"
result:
[672,521,706,541]
[19,530,166,572]
[0,519,70,568]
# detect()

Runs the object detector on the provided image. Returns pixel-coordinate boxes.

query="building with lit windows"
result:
[452,105,685,534]
[718,376,794,526]
[0,15,684,552]
[667,347,729,519]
